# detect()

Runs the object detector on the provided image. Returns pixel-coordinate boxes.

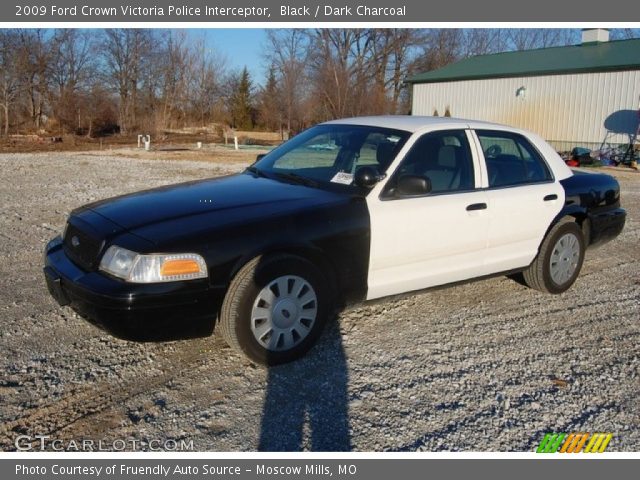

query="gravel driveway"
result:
[0,152,638,451]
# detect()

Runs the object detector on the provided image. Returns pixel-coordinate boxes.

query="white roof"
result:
[323,115,509,133]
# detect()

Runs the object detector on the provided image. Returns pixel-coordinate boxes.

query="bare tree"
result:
[264,29,309,133]
[14,30,49,130]
[188,35,227,128]
[368,29,423,114]
[101,29,154,134]
[0,31,21,136]
[412,29,463,73]
[461,29,508,56]
[505,29,578,51]
[48,29,95,133]
[309,29,351,119]
[138,32,168,132]
[306,29,381,119]
[158,31,191,129]
[82,81,116,138]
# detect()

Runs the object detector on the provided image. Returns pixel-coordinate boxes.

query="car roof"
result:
[323,115,510,133]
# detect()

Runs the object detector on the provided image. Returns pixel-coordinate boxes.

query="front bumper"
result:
[43,236,223,340]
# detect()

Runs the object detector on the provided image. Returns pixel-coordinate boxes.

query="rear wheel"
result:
[523,219,585,294]
[219,254,329,365]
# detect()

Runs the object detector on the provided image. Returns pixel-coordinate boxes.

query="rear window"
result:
[477,130,552,188]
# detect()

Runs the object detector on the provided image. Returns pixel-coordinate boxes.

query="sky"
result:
[188,29,268,85]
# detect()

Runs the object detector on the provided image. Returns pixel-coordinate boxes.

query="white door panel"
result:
[485,182,564,271]
[366,191,489,300]
[470,128,566,273]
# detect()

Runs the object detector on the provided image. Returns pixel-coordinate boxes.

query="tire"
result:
[523,219,585,294]
[219,254,329,365]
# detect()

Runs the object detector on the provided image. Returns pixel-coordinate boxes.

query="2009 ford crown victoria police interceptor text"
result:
[44,116,626,364]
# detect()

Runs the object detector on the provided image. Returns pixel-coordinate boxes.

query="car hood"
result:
[79,173,347,236]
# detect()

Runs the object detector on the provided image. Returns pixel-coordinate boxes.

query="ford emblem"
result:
[71,236,80,248]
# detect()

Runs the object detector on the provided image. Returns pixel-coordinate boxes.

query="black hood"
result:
[78,173,349,243]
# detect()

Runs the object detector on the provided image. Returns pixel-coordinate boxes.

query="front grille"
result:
[63,223,103,271]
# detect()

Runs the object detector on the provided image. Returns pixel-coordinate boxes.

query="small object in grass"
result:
[552,378,569,388]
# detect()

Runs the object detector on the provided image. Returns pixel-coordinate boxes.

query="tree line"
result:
[0,28,637,138]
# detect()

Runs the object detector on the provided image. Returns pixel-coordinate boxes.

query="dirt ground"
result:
[0,151,638,452]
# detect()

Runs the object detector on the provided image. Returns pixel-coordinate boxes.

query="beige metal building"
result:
[407,30,640,152]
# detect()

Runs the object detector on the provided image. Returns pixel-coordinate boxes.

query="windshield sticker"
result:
[330,171,354,185]
[387,135,401,143]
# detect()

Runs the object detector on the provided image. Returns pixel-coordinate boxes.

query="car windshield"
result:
[252,124,410,190]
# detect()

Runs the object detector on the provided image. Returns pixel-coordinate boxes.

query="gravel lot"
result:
[0,152,638,452]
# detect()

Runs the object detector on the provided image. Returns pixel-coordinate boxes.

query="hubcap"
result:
[549,233,580,285]
[250,275,317,351]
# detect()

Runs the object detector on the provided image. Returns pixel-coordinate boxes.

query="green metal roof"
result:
[407,38,640,84]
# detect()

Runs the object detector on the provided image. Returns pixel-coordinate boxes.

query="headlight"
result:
[99,246,207,283]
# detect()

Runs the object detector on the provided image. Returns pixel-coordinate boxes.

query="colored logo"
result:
[536,433,613,453]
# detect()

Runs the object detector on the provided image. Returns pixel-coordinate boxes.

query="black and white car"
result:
[44,116,626,364]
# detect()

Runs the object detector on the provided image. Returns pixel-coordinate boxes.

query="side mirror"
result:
[396,175,432,196]
[255,153,266,162]
[354,166,384,188]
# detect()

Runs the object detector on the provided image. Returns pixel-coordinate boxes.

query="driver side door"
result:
[366,129,490,300]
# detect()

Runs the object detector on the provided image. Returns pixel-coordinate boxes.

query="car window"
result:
[272,131,338,170]
[259,125,409,188]
[272,130,401,173]
[477,130,552,187]
[389,130,475,194]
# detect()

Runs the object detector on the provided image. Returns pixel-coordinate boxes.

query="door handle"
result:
[544,194,558,201]
[466,203,487,211]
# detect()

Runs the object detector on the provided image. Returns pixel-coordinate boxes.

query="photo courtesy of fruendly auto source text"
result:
[0,0,638,478]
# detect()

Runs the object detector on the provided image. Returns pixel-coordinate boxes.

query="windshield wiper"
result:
[273,172,321,188]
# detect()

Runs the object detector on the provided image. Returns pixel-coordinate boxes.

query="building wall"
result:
[412,70,640,150]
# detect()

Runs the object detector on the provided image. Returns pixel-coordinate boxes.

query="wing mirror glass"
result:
[396,175,432,196]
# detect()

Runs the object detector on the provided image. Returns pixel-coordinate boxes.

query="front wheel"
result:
[219,254,329,365]
[523,219,585,294]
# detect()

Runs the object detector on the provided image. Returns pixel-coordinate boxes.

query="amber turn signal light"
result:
[160,259,203,277]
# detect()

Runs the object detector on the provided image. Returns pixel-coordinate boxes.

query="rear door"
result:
[471,129,565,273]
